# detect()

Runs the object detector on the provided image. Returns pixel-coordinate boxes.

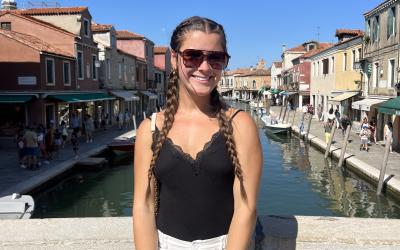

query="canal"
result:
[32,103,400,219]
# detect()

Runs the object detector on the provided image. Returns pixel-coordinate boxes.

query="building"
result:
[92,23,140,122]
[362,0,400,150]
[270,62,282,89]
[153,46,171,107]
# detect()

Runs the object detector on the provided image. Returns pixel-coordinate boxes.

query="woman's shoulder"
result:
[225,108,257,133]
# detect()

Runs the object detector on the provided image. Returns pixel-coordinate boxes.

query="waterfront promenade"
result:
[0,126,132,197]
[269,106,400,197]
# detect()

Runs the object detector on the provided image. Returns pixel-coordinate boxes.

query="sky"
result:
[18,0,384,69]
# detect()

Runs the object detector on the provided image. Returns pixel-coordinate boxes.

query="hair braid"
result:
[210,89,247,201]
[147,70,179,215]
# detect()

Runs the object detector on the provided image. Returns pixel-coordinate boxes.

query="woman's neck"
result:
[177,86,212,115]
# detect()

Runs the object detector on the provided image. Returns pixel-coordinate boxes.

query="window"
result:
[63,61,71,85]
[77,51,83,79]
[357,48,362,61]
[124,65,127,82]
[0,22,11,30]
[317,61,320,75]
[372,15,380,42]
[92,55,97,80]
[373,62,379,87]
[253,80,256,89]
[322,59,329,74]
[136,66,140,82]
[366,20,371,39]
[45,58,55,85]
[106,59,111,80]
[331,57,335,73]
[387,7,396,39]
[118,63,122,80]
[83,19,90,37]
[343,53,348,71]
[389,59,395,87]
[352,50,356,69]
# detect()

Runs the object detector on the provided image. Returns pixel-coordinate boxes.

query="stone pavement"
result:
[269,106,400,195]
[0,126,134,197]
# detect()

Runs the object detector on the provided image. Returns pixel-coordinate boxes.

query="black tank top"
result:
[152,110,242,241]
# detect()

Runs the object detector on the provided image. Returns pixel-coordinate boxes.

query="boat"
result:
[0,194,35,219]
[108,130,136,152]
[261,116,291,135]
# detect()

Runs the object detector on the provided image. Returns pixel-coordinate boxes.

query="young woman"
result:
[133,16,262,249]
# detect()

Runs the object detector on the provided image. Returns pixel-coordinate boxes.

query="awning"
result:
[140,91,158,100]
[110,91,140,101]
[351,98,385,111]
[0,94,36,103]
[329,92,358,103]
[47,93,115,103]
[378,97,400,116]
[219,89,232,93]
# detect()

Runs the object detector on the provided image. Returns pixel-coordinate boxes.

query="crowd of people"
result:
[15,109,136,170]
[316,105,394,153]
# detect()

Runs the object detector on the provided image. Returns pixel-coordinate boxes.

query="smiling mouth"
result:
[193,75,212,82]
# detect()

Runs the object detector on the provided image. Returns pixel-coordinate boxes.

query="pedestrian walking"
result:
[71,111,80,134]
[60,121,68,148]
[70,131,79,159]
[53,128,62,158]
[85,114,94,143]
[369,120,377,144]
[133,16,262,249]
[384,121,393,153]
[124,109,131,129]
[324,118,334,144]
[360,128,370,151]
[118,111,124,130]
[340,114,350,137]
[317,104,322,121]
[100,110,108,130]
[334,109,341,128]
[23,126,39,170]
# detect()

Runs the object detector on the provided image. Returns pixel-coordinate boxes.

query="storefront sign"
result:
[18,76,36,85]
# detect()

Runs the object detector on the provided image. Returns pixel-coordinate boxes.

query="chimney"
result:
[282,44,286,53]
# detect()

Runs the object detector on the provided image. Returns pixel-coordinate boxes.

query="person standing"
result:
[384,121,393,153]
[133,16,262,249]
[71,111,80,134]
[85,115,95,143]
[23,126,38,170]
[124,109,131,129]
[118,111,124,130]
[317,104,323,121]
[324,118,334,144]
[70,131,79,159]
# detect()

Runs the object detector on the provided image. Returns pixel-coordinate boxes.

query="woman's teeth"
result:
[194,76,210,81]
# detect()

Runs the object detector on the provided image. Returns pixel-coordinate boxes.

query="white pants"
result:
[158,230,227,250]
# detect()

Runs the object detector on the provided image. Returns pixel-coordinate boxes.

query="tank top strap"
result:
[229,109,243,123]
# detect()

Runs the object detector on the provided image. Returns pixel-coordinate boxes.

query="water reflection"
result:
[261,129,400,218]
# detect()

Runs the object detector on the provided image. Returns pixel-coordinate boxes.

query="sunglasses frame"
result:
[177,49,230,70]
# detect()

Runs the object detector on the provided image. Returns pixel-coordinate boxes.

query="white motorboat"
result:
[261,116,291,135]
[0,194,35,219]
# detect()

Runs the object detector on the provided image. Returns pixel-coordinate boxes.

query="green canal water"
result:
[32,105,400,219]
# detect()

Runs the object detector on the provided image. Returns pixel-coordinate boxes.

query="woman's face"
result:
[172,31,226,97]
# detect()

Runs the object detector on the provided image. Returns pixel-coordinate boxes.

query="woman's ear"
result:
[171,50,178,70]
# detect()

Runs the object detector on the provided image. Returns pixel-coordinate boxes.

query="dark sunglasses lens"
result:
[182,50,204,67]
[208,52,227,70]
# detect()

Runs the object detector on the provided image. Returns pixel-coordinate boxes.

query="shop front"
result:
[378,97,400,151]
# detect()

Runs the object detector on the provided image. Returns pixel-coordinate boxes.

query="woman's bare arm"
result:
[226,111,263,249]
[133,118,158,249]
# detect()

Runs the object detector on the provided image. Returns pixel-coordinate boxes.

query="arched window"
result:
[253,80,256,89]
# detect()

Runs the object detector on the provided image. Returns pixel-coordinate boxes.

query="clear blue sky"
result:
[20,0,383,69]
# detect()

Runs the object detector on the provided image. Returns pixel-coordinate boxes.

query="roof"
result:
[92,24,113,33]
[116,30,144,40]
[224,68,251,76]
[301,43,334,58]
[154,46,168,54]
[335,29,364,37]
[241,68,271,77]
[272,62,282,68]
[0,11,75,36]
[286,44,306,52]
[0,29,74,58]
[13,7,88,15]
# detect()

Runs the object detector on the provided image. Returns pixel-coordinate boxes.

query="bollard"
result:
[337,124,352,168]
[377,136,392,195]
[324,120,337,158]
[305,114,313,142]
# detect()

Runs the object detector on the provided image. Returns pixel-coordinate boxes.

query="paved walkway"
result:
[269,106,400,189]
[0,126,134,197]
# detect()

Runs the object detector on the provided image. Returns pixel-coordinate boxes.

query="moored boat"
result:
[0,194,35,219]
[261,116,291,135]
[108,130,136,152]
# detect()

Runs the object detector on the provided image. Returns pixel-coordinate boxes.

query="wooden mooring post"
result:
[377,136,393,195]
[278,102,284,121]
[324,120,337,159]
[291,109,296,126]
[285,110,291,124]
[337,124,352,168]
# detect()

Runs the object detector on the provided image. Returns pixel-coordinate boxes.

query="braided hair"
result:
[147,16,246,215]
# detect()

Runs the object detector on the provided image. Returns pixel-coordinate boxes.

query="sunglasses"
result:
[178,49,230,70]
